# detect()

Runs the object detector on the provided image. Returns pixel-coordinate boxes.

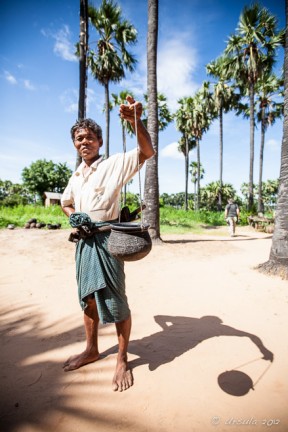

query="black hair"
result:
[70,118,102,141]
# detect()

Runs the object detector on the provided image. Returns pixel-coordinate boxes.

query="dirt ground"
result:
[0,225,287,432]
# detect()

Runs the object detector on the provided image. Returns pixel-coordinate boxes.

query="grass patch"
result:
[0,204,246,234]
[0,204,70,228]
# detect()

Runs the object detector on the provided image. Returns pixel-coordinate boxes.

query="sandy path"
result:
[0,226,287,432]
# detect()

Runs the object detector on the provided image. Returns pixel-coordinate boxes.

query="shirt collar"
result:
[74,156,103,176]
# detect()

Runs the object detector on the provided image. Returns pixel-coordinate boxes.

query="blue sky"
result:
[0,0,285,196]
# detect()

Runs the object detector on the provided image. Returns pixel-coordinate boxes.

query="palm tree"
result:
[189,161,204,209]
[144,0,160,241]
[177,136,196,211]
[76,0,89,169]
[200,181,236,211]
[224,3,284,210]
[206,56,241,210]
[88,0,137,158]
[111,90,135,205]
[175,97,194,210]
[258,0,288,279]
[176,89,213,210]
[255,73,284,213]
[192,84,214,209]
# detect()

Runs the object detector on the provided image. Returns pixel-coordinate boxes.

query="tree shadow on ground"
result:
[164,236,272,244]
[0,304,144,432]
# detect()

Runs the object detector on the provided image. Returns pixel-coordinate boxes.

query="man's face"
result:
[73,128,103,164]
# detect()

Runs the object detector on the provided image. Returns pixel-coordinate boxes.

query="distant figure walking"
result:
[225,198,240,237]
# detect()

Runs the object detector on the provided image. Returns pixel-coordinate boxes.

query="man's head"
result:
[71,118,103,165]
[70,118,102,141]
[228,198,234,204]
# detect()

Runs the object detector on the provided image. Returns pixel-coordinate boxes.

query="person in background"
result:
[225,198,240,237]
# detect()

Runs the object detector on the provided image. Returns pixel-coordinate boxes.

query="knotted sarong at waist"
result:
[69,213,130,324]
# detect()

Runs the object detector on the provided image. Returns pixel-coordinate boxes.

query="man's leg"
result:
[112,315,133,391]
[63,296,100,371]
[228,217,233,236]
[232,217,237,235]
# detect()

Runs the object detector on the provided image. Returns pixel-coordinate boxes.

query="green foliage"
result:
[0,205,70,229]
[0,179,34,206]
[160,206,226,232]
[200,181,238,210]
[123,192,140,209]
[22,160,72,203]
[240,180,279,211]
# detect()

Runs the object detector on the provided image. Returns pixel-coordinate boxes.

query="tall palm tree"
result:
[258,0,288,279]
[255,73,284,213]
[76,0,89,169]
[175,97,194,210]
[144,0,160,241]
[192,84,214,209]
[176,88,213,211]
[88,0,137,158]
[111,90,135,205]
[177,136,196,211]
[224,3,284,210]
[206,56,241,210]
[189,161,204,209]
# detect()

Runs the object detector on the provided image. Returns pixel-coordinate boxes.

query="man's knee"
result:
[84,294,96,307]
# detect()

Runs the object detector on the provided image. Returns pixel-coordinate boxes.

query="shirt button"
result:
[75,172,80,176]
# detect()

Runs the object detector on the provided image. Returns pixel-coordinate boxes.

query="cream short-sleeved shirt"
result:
[61,148,142,221]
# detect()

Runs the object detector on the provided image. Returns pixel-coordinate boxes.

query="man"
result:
[224,198,240,237]
[61,95,154,391]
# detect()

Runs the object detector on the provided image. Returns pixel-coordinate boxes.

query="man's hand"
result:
[119,95,142,124]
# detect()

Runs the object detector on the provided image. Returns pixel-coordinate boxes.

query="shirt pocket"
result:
[89,186,109,210]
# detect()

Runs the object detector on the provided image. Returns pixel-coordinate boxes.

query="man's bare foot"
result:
[63,349,100,372]
[112,357,133,392]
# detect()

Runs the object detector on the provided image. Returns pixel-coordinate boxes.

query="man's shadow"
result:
[103,315,273,372]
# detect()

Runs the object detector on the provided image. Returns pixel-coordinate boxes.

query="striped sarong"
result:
[70,213,130,324]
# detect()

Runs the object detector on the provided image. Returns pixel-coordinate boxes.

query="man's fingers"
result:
[126,94,135,104]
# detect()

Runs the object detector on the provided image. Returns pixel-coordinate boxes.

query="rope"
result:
[119,102,144,227]
[231,356,272,388]
[134,104,144,227]
[119,120,126,223]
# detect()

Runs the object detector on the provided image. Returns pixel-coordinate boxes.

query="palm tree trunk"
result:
[105,82,110,159]
[248,82,255,210]
[258,0,288,279]
[122,124,127,205]
[218,106,223,211]
[144,0,160,241]
[184,136,189,211]
[196,138,200,210]
[257,106,265,213]
[76,0,88,170]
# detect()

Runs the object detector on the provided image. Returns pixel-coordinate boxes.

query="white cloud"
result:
[4,70,17,85]
[3,70,36,91]
[120,31,199,111]
[42,25,77,62]
[157,34,199,110]
[23,79,35,91]
[59,87,102,114]
[160,142,184,160]
[60,89,78,113]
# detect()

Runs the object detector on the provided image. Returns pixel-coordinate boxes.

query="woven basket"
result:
[108,223,152,261]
